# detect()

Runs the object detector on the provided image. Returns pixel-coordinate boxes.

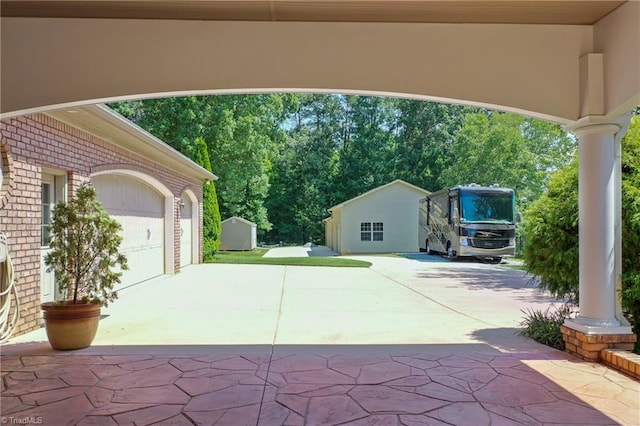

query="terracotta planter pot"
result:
[41,302,101,350]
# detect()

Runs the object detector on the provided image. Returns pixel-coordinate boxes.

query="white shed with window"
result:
[324,180,430,254]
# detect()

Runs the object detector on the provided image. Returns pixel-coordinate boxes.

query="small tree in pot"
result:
[42,183,128,350]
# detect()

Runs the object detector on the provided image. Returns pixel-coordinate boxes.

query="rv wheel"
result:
[446,243,455,259]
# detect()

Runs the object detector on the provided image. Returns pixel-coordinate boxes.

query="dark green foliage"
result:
[192,137,222,261]
[621,117,640,352]
[519,304,575,350]
[266,95,343,244]
[45,184,128,306]
[440,112,576,212]
[394,100,467,191]
[111,95,287,233]
[522,161,579,301]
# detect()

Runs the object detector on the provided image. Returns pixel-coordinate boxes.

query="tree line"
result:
[109,94,575,245]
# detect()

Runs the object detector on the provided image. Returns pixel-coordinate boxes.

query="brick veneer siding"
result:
[0,113,204,336]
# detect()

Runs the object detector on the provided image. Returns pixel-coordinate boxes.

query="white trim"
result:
[182,189,199,266]
[563,319,633,336]
[221,216,256,227]
[329,179,430,212]
[45,104,217,182]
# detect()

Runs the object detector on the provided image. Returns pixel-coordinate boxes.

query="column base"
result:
[564,318,632,335]
[562,322,637,362]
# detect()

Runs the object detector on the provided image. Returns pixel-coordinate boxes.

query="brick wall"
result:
[0,113,204,336]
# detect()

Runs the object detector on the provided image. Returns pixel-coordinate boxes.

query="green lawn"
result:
[209,248,372,268]
[501,264,528,271]
[500,258,527,271]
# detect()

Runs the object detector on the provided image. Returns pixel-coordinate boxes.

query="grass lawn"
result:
[209,248,372,268]
[500,257,527,271]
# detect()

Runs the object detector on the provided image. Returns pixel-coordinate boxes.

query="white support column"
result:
[564,117,632,335]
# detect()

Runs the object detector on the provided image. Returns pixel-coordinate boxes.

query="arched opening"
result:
[180,188,199,268]
[91,169,176,286]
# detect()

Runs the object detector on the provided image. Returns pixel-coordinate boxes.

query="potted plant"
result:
[42,183,128,350]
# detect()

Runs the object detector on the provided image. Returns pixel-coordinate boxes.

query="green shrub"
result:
[522,163,579,302]
[519,304,575,351]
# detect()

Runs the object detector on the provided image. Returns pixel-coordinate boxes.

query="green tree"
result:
[192,137,222,261]
[393,100,467,191]
[110,97,207,157]
[266,94,343,243]
[440,112,575,211]
[110,95,288,233]
[522,160,579,300]
[45,184,128,306]
[334,96,397,200]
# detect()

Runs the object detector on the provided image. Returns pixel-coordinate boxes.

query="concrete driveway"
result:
[8,254,551,347]
[3,255,638,425]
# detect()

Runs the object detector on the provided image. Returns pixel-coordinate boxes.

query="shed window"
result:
[360,222,383,242]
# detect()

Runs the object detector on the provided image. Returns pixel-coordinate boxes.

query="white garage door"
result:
[180,194,192,268]
[93,174,165,288]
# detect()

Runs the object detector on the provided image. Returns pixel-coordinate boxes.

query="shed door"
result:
[93,175,165,288]
[180,194,192,267]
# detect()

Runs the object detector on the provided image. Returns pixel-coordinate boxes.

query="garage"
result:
[93,173,165,288]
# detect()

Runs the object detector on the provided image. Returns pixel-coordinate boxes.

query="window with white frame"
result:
[360,222,383,241]
[41,180,54,247]
[41,172,66,247]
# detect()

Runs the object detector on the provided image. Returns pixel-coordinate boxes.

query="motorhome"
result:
[419,184,517,262]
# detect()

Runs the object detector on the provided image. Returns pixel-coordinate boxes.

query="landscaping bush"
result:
[519,303,575,351]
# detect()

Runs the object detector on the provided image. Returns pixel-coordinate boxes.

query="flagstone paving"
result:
[2,259,639,425]
[1,347,638,425]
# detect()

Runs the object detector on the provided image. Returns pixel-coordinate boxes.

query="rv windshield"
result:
[459,191,514,224]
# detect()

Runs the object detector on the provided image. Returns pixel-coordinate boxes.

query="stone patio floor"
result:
[1,344,638,425]
[2,259,639,425]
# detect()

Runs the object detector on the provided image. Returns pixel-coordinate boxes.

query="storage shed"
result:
[325,180,430,254]
[220,217,257,251]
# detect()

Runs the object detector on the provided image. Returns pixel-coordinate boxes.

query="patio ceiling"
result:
[0,0,626,25]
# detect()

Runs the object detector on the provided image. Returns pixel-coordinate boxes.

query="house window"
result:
[41,172,66,247]
[360,222,383,241]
